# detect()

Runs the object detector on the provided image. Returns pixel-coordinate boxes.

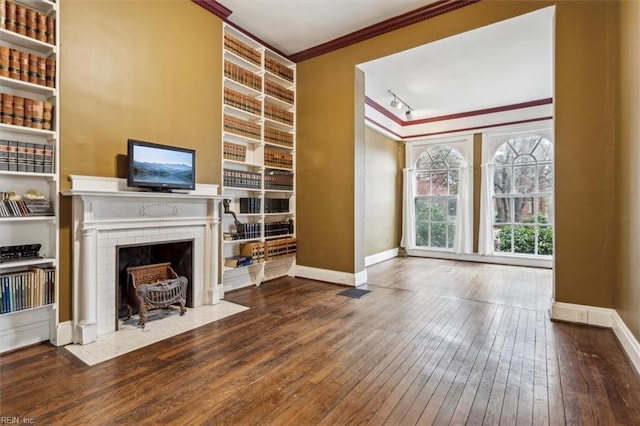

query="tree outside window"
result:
[414,145,463,249]
[492,136,553,255]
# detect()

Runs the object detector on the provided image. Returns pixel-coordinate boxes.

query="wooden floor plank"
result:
[1,257,639,425]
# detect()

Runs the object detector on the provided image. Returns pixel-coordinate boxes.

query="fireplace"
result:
[63,175,222,345]
[116,239,194,327]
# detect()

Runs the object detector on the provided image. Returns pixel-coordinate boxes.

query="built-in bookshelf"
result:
[0,0,59,353]
[221,24,295,292]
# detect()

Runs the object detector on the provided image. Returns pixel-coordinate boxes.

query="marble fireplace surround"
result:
[64,175,222,345]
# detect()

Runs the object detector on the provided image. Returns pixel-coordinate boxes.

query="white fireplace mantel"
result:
[63,175,223,345]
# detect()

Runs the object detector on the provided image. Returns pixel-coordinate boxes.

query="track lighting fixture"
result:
[388,90,414,121]
[390,94,402,109]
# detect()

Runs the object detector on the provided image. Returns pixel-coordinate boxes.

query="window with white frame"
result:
[414,145,462,249]
[490,135,553,256]
[402,136,473,255]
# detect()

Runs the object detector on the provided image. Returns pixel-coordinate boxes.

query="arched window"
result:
[491,135,553,255]
[414,145,464,249]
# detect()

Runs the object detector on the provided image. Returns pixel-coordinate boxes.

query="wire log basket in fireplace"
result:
[126,262,187,328]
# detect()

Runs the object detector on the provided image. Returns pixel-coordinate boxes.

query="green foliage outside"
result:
[415,202,454,248]
[495,213,553,255]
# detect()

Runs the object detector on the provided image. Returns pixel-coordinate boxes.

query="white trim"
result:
[612,311,640,376]
[365,248,398,267]
[295,265,366,287]
[53,320,73,346]
[551,302,613,327]
[551,302,640,375]
[406,249,553,269]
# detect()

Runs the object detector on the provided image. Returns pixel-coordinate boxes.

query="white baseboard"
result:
[365,248,398,267]
[295,265,367,287]
[612,311,640,376]
[551,301,640,375]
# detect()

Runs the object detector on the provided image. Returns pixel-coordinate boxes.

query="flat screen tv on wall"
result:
[127,139,196,192]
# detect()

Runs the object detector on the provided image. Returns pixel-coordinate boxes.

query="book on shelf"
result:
[224,33,261,66]
[223,168,261,189]
[0,191,54,217]
[224,256,253,268]
[0,266,55,314]
[265,57,294,83]
[239,241,265,263]
[264,237,296,260]
[0,140,53,173]
[239,197,261,214]
[223,114,261,140]
[264,170,294,191]
[264,219,293,237]
[224,60,262,92]
[264,148,293,169]
[264,126,294,148]
[264,198,289,213]
[223,141,247,162]
[0,1,55,46]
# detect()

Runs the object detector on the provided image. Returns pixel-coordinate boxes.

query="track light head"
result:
[390,95,402,109]
[405,109,414,120]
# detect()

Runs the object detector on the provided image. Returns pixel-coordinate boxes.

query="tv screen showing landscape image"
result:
[127,139,196,191]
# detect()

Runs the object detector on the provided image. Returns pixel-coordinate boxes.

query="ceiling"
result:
[216,1,554,123]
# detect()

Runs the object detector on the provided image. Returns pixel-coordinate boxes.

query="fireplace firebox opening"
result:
[116,239,194,329]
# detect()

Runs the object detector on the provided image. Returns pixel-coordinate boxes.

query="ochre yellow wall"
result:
[364,127,401,257]
[58,0,221,321]
[616,0,640,340]
[297,1,618,309]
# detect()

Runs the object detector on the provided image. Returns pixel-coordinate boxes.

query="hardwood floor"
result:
[1,257,639,425]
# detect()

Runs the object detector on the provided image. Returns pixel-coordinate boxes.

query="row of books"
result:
[236,197,291,214]
[264,198,290,213]
[224,87,261,116]
[0,197,53,217]
[224,114,261,140]
[0,94,53,130]
[265,220,293,237]
[233,222,260,240]
[264,148,293,169]
[265,237,297,259]
[265,57,294,83]
[265,80,294,104]
[223,141,247,162]
[0,266,56,314]
[0,46,55,88]
[264,126,293,148]
[265,170,294,191]
[228,237,297,268]
[239,197,260,213]
[264,103,294,126]
[0,0,56,46]
[0,139,54,173]
[223,168,261,189]
[224,60,262,92]
[224,33,261,66]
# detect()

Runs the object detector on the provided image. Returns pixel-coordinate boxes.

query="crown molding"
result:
[193,0,478,63]
[191,0,232,20]
[366,97,553,126]
[290,0,480,63]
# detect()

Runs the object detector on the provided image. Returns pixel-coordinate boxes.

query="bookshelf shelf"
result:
[221,23,295,292]
[0,75,56,97]
[223,77,262,98]
[0,215,55,222]
[0,28,55,55]
[0,303,54,316]
[0,0,59,352]
[0,256,55,270]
